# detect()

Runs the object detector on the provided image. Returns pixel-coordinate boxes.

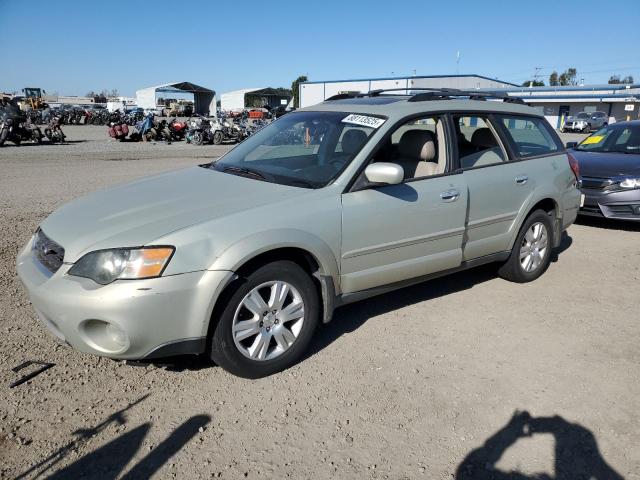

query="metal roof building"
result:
[299,74,517,108]
[136,81,216,115]
[499,84,640,128]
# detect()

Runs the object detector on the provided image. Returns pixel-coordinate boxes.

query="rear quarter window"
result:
[498,116,562,158]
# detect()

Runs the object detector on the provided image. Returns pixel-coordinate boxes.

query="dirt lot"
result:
[0,126,638,479]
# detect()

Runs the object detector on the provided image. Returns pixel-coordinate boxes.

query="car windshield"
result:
[576,112,590,119]
[208,111,381,188]
[575,124,640,154]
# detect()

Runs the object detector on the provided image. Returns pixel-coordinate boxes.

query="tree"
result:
[622,75,634,84]
[558,68,577,86]
[521,80,545,87]
[608,75,621,84]
[549,71,559,86]
[291,75,308,109]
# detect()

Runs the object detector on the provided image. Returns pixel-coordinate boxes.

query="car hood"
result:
[572,149,640,178]
[40,166,309,261]
[566,116,588,123]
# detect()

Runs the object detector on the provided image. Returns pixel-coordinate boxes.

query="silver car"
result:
[562,111,608,133]
[17,89,582,378]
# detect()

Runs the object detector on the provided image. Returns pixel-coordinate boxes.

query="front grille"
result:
[580,176,614,190]
[32,229,65,273]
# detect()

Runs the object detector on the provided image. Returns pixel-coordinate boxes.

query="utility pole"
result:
[533,66,543,85]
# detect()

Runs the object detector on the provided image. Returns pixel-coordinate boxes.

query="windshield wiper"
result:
[222,165,268,181]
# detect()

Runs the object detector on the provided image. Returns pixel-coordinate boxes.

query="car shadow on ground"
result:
[16,394,210,479]
[455,410,624,479]
[305,231,572,361]
[576,215,640,232]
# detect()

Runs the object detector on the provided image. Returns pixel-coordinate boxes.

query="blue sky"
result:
[1,0,639,97]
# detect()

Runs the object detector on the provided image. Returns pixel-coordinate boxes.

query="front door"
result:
[339,115,467,294]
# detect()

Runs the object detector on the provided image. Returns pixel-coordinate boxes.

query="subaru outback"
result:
[17,89,582,378]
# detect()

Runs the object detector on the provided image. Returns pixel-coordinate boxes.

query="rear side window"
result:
[499,116,562,158]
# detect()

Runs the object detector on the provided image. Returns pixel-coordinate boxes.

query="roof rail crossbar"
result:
[323,87,526,104]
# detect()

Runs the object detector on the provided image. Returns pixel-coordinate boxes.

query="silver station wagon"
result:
[17,89,582,378]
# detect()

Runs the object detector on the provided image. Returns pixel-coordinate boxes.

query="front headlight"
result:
[68,247,174,285]
[619,178,640,189]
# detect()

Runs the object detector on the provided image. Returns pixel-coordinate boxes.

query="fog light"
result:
[105,323,128,347]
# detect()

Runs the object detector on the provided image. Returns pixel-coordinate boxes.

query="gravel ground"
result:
[0,127,638,479]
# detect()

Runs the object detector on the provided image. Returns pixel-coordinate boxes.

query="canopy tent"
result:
[220,87,292,111]
[136,81,216,115]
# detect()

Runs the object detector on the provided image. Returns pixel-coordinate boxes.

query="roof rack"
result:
[324,87,525,104]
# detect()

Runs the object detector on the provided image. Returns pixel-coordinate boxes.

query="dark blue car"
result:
[568,121,640,221]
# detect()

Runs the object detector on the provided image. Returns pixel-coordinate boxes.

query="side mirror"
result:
[565,141,578,149]
[364,163,404,185]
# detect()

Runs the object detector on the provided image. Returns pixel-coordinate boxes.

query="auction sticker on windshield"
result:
[342,114,386,129]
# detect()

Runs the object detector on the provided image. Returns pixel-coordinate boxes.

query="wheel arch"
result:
[510,196,561,250]
[205,232,340,346]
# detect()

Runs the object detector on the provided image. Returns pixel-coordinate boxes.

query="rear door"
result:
[454,114,535,260]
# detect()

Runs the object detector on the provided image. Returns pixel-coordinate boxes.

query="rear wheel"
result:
[498,210,554,283]
[210,261,320,378]
[192,130,204,145]
[0,128,8,146]
[212,131,223,145]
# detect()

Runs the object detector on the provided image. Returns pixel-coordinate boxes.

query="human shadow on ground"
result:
[455,410,624,480]
[16,394,210,479]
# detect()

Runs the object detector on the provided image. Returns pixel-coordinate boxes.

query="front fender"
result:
[210,228,340,282]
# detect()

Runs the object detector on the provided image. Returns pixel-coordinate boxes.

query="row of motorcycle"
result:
[25,107,138,126]
[0,105,65,146]
[107,112,270,145]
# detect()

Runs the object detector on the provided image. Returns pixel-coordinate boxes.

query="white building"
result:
[299,74,516,108]
[136,81,216,116]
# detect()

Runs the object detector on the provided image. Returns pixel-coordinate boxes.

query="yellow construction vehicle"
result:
[21,87,48,110]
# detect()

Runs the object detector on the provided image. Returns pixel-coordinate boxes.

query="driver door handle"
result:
[515,175,529,185]
[440,189,460,202]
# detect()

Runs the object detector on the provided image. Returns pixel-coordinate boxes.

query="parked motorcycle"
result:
[44,114,66,143]
[186,115,214,145]
[146,119,172,143]
[107,111,129,141]
[168,117,188,141]
[0,106,43,146]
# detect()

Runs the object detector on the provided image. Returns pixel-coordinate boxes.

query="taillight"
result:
[567,151,580,181]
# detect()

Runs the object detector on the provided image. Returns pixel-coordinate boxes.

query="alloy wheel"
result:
[231,281,305,361]
[519,222,548,273]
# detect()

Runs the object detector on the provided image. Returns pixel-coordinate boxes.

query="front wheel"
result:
[498,210,554,283]
[210,261,320,378]
[0,128,8,146]
[212,130,223,145]
[192,130,204,145]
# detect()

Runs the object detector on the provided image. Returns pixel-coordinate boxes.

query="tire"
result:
[210,261,320,378]
[192,130,204,145]
[498,209,554,283]
[212,131,223,145]
[0,128,8,146]
[583,125,590,133]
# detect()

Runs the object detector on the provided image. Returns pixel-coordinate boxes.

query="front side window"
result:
[211,111,380,188]
[369,116,447,181]
[499,116,561,158]
[454,116,507,168]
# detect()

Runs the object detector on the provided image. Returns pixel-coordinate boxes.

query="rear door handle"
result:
[440,189,460,202]
[515,175,529,185]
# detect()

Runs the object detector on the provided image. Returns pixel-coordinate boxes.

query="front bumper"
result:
[578,187,640,221]
[17,237,234,360]
[563,122,588,132]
